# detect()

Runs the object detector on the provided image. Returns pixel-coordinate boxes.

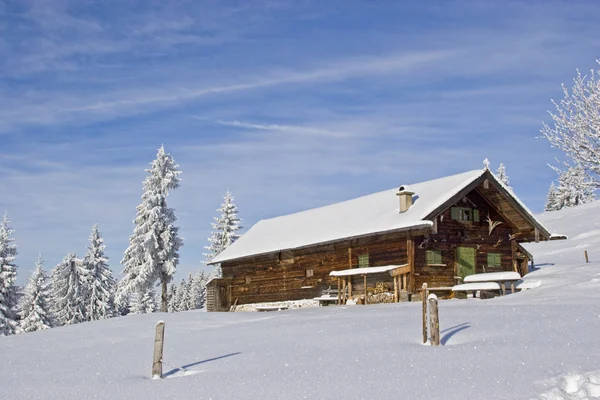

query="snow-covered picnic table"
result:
[451,282,502,298]
[463,271,522,295]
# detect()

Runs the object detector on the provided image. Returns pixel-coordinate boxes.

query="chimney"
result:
[396,185,415,213]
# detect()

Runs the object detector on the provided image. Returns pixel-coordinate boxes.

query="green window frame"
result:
[426,250,443,265]
[487,253,502,268]
[450,207,480,222]
[358,254,369,268]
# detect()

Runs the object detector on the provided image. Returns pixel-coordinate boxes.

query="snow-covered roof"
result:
[211,169,549,264]
[330,264,408,277]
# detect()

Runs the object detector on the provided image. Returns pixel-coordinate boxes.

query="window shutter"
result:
[451,207,458,221]
[435,251,443,264]
[473,209,480,222]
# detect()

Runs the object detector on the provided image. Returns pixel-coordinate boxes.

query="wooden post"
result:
[402,274,407,292]
[511,240,518,273]
[337,278,341,305]
[363,274,368,305]
[407,235,415,293]
[343,278,348,304]
[394,276,399,302]
[428,295,440,346]
[347,248,353,298]
[585,250,590,263]
[422,283,428,344]
[152,321,165,378]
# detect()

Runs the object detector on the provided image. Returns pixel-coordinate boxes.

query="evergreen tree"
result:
[167,283,177,312]
[184,272,197,310]
[51,252,86,326]
[117,146,182,312]
[190,270,207,309]
[553,166,596,210]
[203,191,242,277]
[0,213,19,336]
[496,163,512,190]
[19,255,53,332]
[173,278,187,312]
[545,182,559,211]
[130,287,157,314]
[82,225,116,320]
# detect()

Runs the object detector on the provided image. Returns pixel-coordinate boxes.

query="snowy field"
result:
[2,203,600,399]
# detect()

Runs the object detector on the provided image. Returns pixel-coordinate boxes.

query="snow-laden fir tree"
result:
[130,287,157,314]
[173,278,188,312]
[184,272,198,310]
[117,145,182,312]
[496,163,512,190]
[541,61,600,186]
[0,213,19,336]
[51,252,86,326]
[545,182,559,211]
[190,270,207,310]
[552,166,595,210]
[82,224,116,320]
[19,255,53,332]
[167,283,177,312]
[203,191,242,277]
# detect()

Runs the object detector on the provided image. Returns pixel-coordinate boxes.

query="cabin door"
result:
[456,247,476,282]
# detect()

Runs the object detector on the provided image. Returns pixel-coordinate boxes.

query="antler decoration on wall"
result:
[418,234,430,249]
[493,238,504,248]
[486,215,503,235]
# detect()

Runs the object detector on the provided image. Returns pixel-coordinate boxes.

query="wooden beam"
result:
[511,239,518,273]
[389,264,411,277]
[364,274,368,305]
[535,227,540,243]
[394,276,399,302]
[407,235,415,293]
[347,247,353,298]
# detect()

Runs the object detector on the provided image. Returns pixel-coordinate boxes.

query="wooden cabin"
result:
[207,168,557,311]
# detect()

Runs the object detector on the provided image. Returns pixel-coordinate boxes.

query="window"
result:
[245,277,252,284]
[426,250,443,265]
[487,253,501,268]
[358,254,369,268]
[305,268,314,278]
[451,207,480,222]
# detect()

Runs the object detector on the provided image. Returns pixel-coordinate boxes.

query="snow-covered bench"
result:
[463,272,521,295]
[452,282,502,298]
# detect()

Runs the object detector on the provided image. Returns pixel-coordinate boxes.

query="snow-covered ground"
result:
[2,203,600,399]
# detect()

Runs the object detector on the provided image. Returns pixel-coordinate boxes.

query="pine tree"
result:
[203,191,242,277]
[173,278,187,312]
[117,146,182,312]
[190,270,207,309]
[553,166,596,210]
[496,163,512,190]
[167,283,177,312]
[51,252,86,326]
[184,272,197,310]
[130,287,157,314]
[19,255,53,332]
[82,225,116,320]
[0,213,19,336]
[545,182,559,211]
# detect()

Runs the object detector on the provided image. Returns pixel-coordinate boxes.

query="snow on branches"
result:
[0,213,19,336]
[19,255,53,332]
[546,166,595,211]
[118,145,182,312]
[51,252,86,326]
[82,225,116,320]
[541,61,600,187]
[203,191,242,277]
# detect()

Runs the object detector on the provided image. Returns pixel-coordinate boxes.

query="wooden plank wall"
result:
[221,232,409,305]
[414,189,514,289]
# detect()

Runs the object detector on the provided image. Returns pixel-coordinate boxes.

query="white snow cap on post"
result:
[397,185,415,213]
[427,293,438,301]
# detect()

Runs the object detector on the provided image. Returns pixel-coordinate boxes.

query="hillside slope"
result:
[2,203,600,400]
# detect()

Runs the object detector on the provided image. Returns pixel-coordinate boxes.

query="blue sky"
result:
[2,0,599,284]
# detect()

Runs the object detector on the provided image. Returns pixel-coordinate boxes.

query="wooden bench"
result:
[313,295,339,306]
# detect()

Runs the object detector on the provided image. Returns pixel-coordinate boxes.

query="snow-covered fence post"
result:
[152,321,165,378]
[585,250,590,263]
[428,294,440,346]
[421,283,428,344]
